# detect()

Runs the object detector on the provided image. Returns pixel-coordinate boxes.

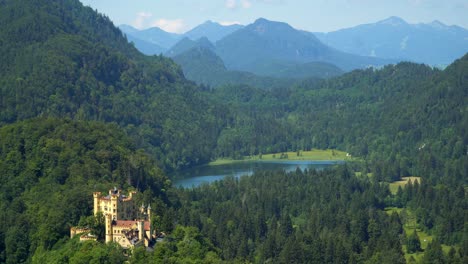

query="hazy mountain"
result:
[172,44,342,88]
[215,18,393,73]
[120,21,243,54]
[166,36,215,57]
[314,16,468,65]
[126,34,165,55]
[172,46,295,89]
[184,20,244,42]
[119,24,182,50]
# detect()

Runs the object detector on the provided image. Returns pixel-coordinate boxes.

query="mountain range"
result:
[314,16,468,66]
[122,18,386,85]
[120,16,468,87]
[122,16,468,67]
[214,18,390,73]
[119,21,243,55]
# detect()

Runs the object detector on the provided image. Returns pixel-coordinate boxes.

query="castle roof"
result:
[114,220,151,231]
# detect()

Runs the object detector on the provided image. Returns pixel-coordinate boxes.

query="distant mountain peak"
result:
[196,36,215,49]
[250,18,294,35]
[119,24,138,34]
[254,17,270,23]
[184,20,243,42]
[430,20,447,29]
[378,16,408,26]
[144,26,168,33]
[252,17,288,26]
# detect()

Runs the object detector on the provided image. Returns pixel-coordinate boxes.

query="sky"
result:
[79,0,468,33]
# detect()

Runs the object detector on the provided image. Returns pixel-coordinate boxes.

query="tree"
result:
[406,230,422,253]
[423,240,446,264]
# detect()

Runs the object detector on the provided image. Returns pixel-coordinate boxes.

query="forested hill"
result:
[213,54,467,184]
[0,118,171,263]
[290,56,467,184]
[0,0,223,171]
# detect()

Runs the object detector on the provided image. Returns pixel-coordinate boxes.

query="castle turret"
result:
[105,214,113,243]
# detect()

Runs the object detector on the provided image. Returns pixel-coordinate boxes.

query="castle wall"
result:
[93,190,136,220]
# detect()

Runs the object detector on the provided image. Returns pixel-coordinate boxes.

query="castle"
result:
[70,188,155,249]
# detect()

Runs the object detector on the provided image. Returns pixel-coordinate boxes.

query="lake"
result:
[171,160,344,188]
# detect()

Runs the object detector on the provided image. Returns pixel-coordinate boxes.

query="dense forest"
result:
[0,0,466,263]
[0,0,225,171]
[0,118,170,263]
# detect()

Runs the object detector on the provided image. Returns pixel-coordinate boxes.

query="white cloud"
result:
[225,0,237,9]
[220,21,242,26]
[225,0,252,9]
[241,0,252,8]
[151,19,187,33]
[133,12,152,29]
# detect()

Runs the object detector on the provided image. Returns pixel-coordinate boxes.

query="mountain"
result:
[126,34,165,55]
[184,20,244,42]
[168,35,342,88]
[0,0,223,171]
[215,18,393,73]
[166,36,215,57]
[314,16,468,65]
[172,46,294,89]
[119,21,243,54]
[119,24,182,51]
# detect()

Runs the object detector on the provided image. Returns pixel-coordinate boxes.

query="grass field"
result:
[389,176,422,194]
[209,149,351,166]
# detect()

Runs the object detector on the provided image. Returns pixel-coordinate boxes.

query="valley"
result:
[0,0,466,263]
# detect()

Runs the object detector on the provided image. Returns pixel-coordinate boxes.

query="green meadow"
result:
[209,149,351,166]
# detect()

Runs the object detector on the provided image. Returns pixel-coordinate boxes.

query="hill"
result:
[0,118,170,263]
[314,16,468,66]
[0,0,223,171]
[215,18,393,73]
[212,54,468,185]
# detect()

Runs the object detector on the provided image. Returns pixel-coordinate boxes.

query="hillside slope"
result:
[0,118,170,263]
[0,0,223,170]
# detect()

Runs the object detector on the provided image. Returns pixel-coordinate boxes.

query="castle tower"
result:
[93,192,101,216]
[105,214,113,243]
[138,220,145,242]
[110,195,118,220]
[147,204,153,238]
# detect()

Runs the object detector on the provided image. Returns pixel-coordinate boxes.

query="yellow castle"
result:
[71,188,155,249]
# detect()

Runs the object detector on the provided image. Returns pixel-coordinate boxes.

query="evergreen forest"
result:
[0,0,466,263]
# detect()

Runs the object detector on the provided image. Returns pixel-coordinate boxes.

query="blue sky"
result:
[79,0,468,33]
